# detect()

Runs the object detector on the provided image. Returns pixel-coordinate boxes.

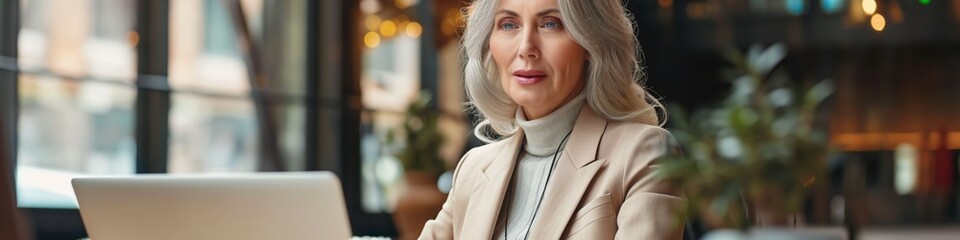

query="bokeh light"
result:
[821,0,844,14]
[862,0,877,15]
[871,14,887,31]
[405,21,422,38]
[787,0,805,16]
[364,31,381,48]
[380,20,397,37]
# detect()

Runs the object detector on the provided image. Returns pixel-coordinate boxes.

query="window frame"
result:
[1,0,26,238]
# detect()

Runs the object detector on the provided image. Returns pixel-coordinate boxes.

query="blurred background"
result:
[0,0,958,239]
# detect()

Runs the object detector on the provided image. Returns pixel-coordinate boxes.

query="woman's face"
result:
[489,0,588,119]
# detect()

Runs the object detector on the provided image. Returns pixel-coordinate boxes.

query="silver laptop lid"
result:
[72,172,352,240]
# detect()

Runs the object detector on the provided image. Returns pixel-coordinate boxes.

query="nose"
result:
[517,28,540,60]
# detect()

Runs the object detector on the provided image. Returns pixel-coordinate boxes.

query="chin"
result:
[509,93,551,110]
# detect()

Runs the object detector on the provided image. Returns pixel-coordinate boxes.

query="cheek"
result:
[489,37,517,93]
[488,38,513,76]
[549,41,588,84]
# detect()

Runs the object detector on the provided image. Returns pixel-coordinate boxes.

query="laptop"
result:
[72,172,352,240]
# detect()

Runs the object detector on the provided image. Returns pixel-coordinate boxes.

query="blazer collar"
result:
[563,105,608,168]
[465,105,609,239]
[462,127,523,239]
[528,105,608,239]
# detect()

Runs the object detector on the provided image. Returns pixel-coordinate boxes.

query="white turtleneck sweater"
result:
[494,93,586,240]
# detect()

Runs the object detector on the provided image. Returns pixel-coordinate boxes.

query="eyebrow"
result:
[495,8,560,17]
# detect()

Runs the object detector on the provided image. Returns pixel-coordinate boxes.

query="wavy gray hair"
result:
[463,0,665,143]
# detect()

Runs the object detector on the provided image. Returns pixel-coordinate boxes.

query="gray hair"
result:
[463,0,666,143]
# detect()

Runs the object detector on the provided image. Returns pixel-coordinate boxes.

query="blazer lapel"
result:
[528,106,609,240]
[462,130,524,239]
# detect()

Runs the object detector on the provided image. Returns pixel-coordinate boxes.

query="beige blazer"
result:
[419,105,686,240]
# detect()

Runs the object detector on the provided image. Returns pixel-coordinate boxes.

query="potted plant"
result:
[657,43,841,239]
[387,92,448,240]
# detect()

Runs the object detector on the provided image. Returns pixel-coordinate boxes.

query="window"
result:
[3,0,379,237]
[15,0,138,209]
[13,0,311,207]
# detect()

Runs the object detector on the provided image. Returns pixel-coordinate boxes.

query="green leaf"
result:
[804,80,834,109]
[750,43,787,76]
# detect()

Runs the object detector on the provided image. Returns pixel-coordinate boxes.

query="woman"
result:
[420,0,685,239]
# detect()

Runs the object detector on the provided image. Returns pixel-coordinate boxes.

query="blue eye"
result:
[500,22,518,30]
[542,19,562,30]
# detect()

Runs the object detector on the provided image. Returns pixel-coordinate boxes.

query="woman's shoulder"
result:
[597,121,674,166]
[603,121,672,145]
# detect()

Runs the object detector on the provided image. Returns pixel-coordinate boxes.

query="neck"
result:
[516,93,585,156]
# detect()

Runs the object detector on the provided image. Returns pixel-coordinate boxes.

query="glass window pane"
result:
[360,26,422,213]
[168,0,269,96]
[16,0,138,209]
[16,74,136,208]
[169,0,305,97]
[168,93,259,173]
[169,0,254,95]
[276,103,306,171]
[260,0,307,97]
[168,95,305,173]
[18,0,137,82]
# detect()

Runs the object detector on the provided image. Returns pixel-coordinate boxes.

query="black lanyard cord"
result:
[504,129,573,240]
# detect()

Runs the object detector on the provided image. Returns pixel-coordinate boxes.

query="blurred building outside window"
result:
[15,0,308,209]
[168,0,262,173]
[16,0,138,209]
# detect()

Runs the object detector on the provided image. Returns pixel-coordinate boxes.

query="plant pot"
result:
[392,171,447,240]
[702,228,846,240]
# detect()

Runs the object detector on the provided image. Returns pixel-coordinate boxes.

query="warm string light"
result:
[862,0,877,15]
[857,0,890,32]
[380,20,397,37]
[364,32,381,48]
[361,0,425,48]
[871,13,887,31]
[362,14,424,48]
[405,22,422,38]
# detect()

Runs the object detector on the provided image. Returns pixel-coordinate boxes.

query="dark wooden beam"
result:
[418,0,438,109]
[0,124,27,240]
[135,0,171,174]
[0,0,29,238]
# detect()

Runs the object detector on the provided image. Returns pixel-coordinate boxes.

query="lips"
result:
[512,69,547,85]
